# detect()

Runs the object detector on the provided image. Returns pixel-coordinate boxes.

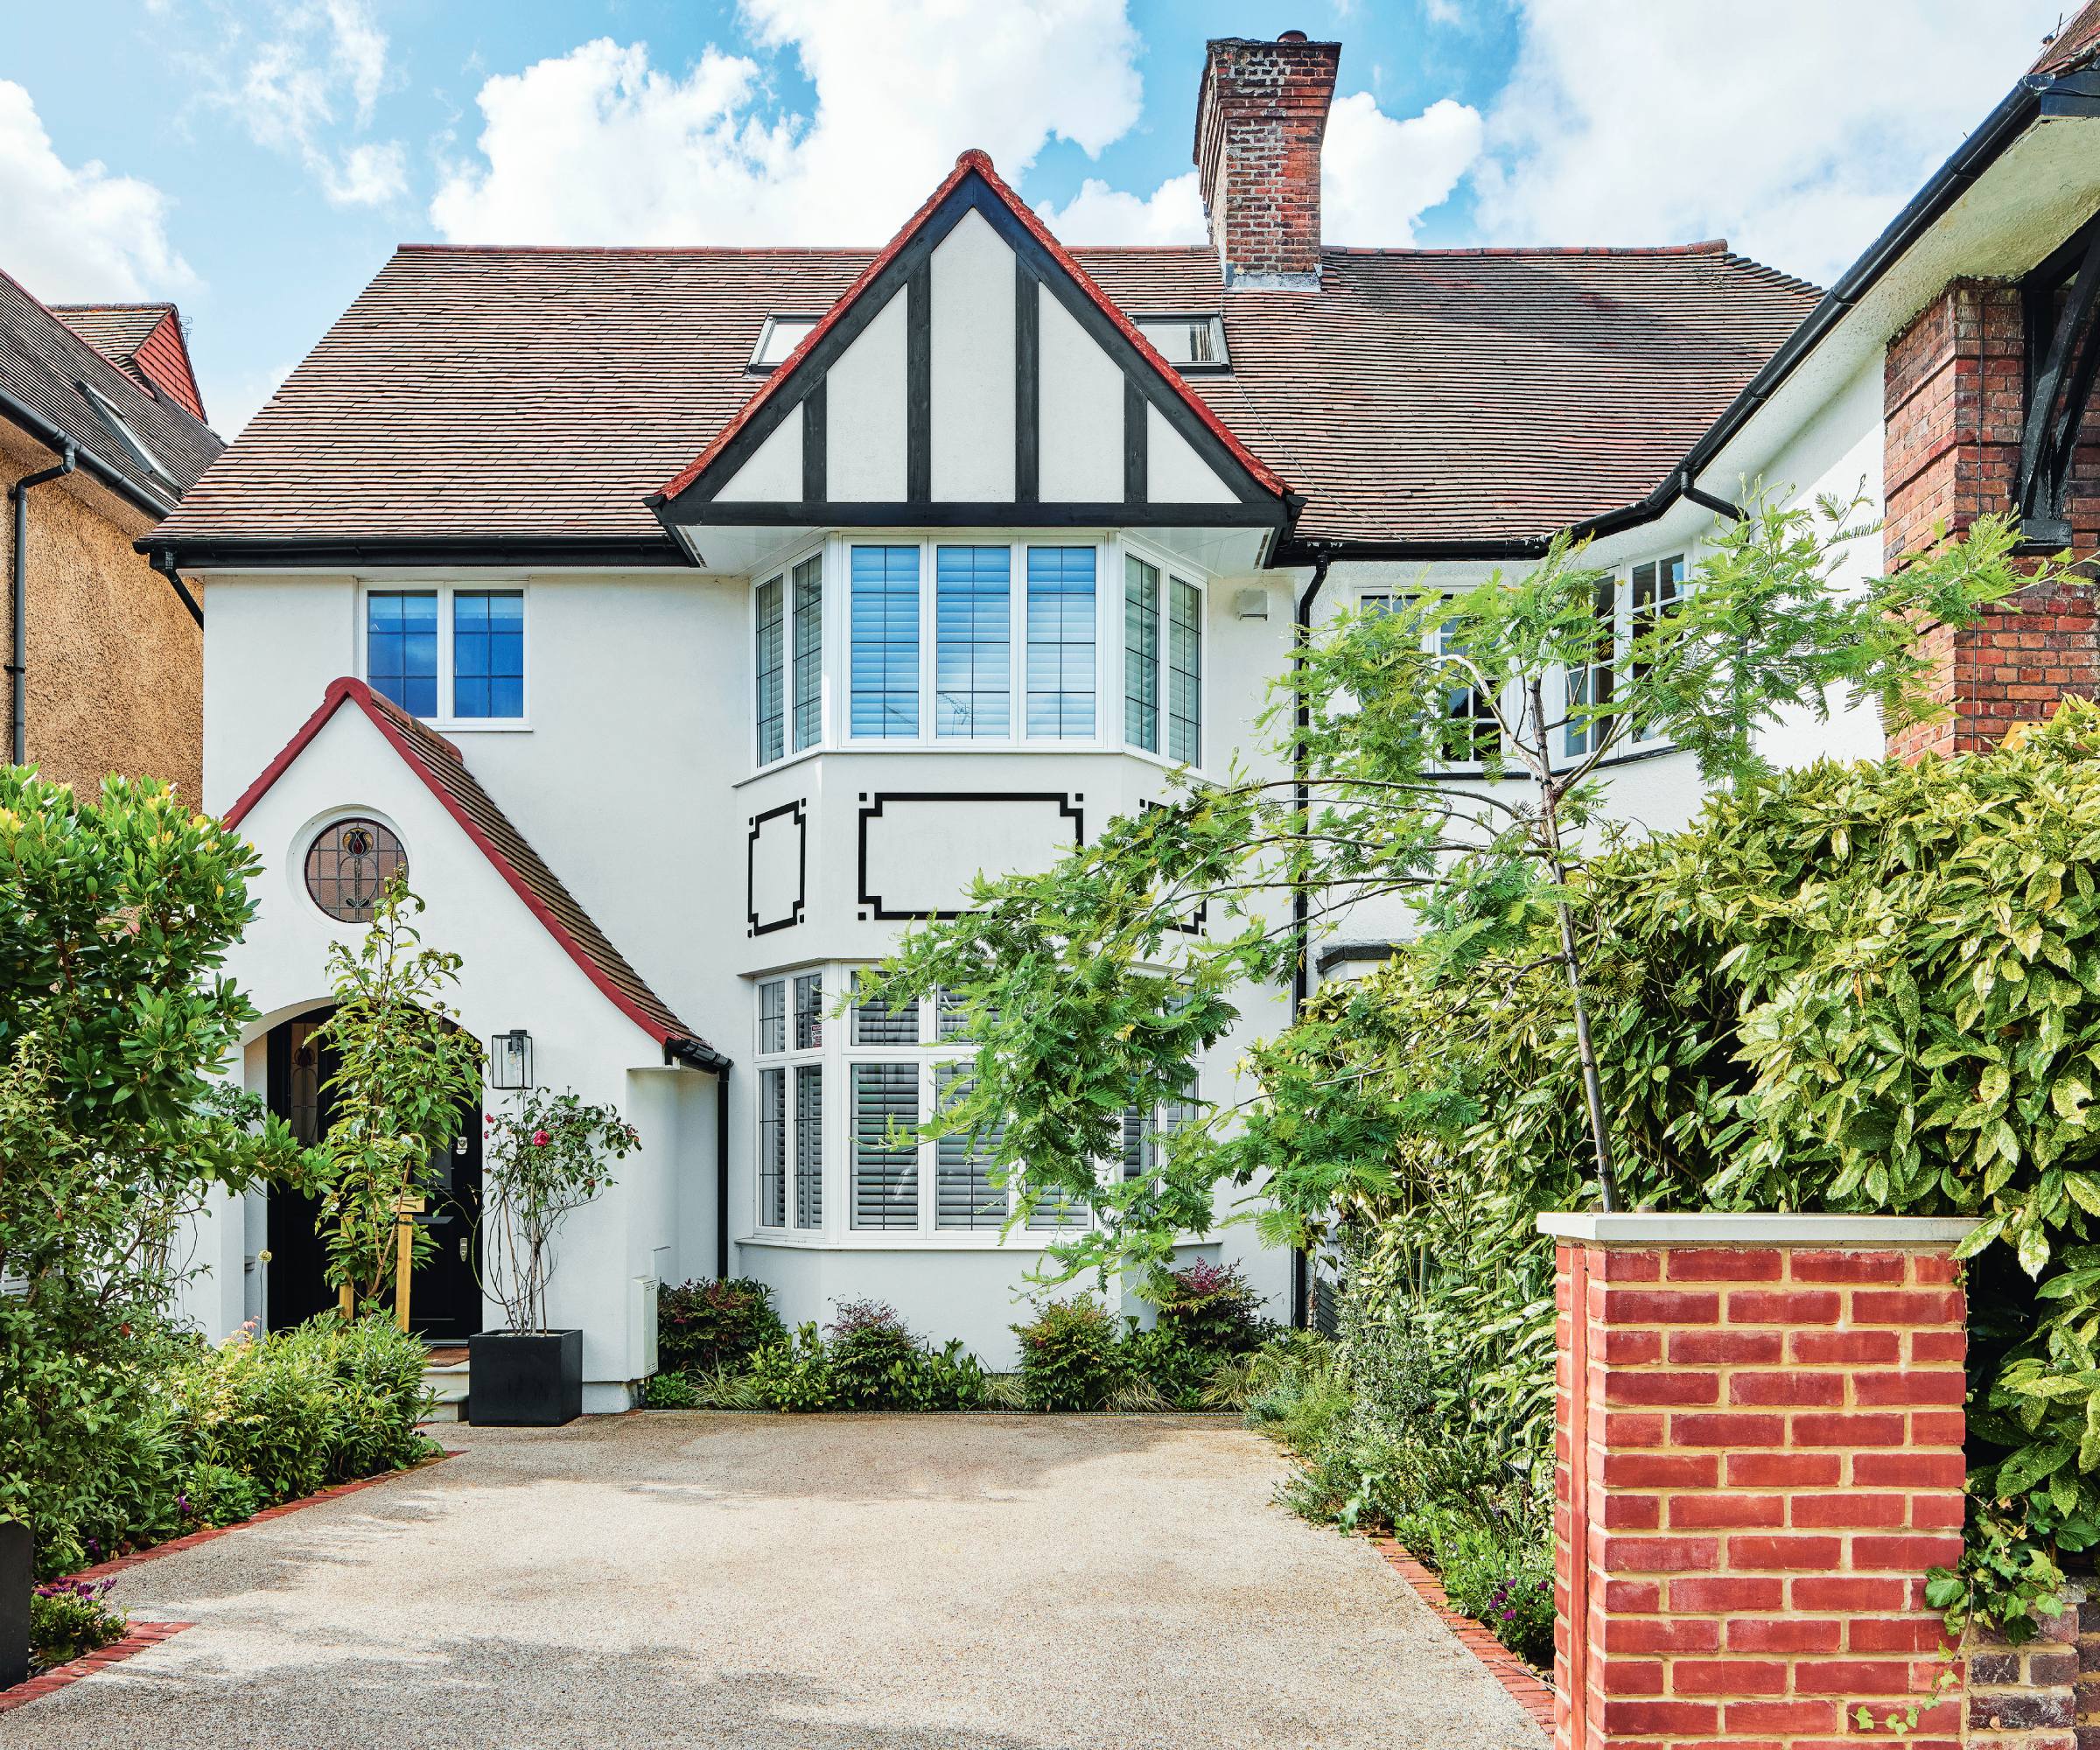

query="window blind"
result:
[794,1064,823,1228]
[1026,546,1096,738]
[935,545,1012,738]
[850,545,920,738]
[934,1065,1006,1229]
[852,976,918,1045]
[851,1062,920,1229]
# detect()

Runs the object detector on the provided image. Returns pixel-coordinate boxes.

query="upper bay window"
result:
[364,586,524,724]
[752,537,1205,767]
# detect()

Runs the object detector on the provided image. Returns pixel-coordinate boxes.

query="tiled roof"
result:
[50,301,208,423]
[225,677,719,1063]
[2034,1,2100,75]
[149,227,1817,553]
[1,271,221,503]
[51,303,170,364]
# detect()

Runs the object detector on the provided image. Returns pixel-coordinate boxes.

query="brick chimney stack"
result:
[1194,32,1341,290]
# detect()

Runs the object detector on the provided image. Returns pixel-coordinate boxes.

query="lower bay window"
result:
[752,536,1205,769]
[752,965,1167,1242]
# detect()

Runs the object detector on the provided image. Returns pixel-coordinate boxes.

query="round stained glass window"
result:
[304,817,407,921]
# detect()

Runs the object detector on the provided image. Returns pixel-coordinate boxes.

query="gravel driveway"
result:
[2,1413,1545,1749]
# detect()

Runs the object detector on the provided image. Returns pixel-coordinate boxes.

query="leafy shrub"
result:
[180,1462,261,1529]
[642,1370,702,1409]
[1152,1259,1265,1356]
[659,1278,786,1375]
[1394,1498,1555,1669]
[749,1324,835,1412]
[30,1578,125,1669]
[825,1300,924,1409]
[1012,1299,1124,1410]
[165,1314,435,1509]
[917,1340,993,1410]
[1120,1323,1208,1409]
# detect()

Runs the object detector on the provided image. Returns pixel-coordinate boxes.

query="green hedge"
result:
[35,1313,437,1578]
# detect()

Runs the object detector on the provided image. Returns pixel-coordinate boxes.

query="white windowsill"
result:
[740,1230,1088,1252]
[735,742,1211,790]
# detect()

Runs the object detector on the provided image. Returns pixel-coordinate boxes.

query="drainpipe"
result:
[1676,467,1746,523]
[9,443,76,767]
[715,1061,732,1281]
[1288,550,1334,1329]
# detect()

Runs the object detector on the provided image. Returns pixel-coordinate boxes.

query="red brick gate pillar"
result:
[1544,1213,1977,1750]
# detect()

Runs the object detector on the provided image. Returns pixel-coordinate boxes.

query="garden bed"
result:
[1368,1536,1555,1735]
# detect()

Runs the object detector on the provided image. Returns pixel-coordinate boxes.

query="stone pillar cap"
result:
[1538,1211,1979,1247]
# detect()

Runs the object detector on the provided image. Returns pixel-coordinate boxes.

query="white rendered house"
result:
[151,26,2100,1404]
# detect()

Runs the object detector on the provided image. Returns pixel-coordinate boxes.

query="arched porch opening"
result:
[262,1003,484,1341]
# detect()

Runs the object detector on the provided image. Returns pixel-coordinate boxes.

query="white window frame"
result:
[752,970,828,1234]
[744,962,1120,1250]
[747,314,822,374]
[752,541,828,769]
[743,533,1211,777]
[355,580,530,732]
[1357,589,1502,773]
[1121,536,1207,769]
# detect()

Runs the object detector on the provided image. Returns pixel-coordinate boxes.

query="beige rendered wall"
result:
[0,424,202,803]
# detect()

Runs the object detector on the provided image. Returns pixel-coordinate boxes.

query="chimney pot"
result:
[1194,35,1340,290]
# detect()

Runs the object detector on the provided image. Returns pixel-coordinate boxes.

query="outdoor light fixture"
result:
[489,1027,534,1090]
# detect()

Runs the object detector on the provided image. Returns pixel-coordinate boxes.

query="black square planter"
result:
[468,1329,584,1426]
[0,1517,27,1690]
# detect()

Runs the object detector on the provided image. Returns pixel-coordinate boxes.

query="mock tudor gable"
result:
[649,151,1292,570]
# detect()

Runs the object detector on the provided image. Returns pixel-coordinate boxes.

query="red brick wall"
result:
[1883,276,2100,760]
[1554,1239,1966,1750]
[1194,33,1338,287]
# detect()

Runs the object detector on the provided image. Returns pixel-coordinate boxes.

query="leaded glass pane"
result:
[755,577,786,763]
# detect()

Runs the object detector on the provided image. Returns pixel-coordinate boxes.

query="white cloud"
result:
[1473,0,2068,283]
[1036,172,1205,245]
[0,80,194,302]
[224,0,405,207]
[1322,93,1482,245]
[432,0,1146,245]
[435,3,1478,254]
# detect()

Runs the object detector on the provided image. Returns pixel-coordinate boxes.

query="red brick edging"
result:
[0,1619,193,1714]
[1368,1534,1557,1737]
[65,1448,462,1583]
[0,1450,462,1712]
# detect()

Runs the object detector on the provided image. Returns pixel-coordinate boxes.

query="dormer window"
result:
[78,382,169,483]
[748,315,820,374]
[1137,314,1229,373]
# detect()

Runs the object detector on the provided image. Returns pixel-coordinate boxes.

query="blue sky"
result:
[0,2,2068,435]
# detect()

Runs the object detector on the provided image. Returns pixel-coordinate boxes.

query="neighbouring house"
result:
[3,280,218,800]
[146,18,2100,1402]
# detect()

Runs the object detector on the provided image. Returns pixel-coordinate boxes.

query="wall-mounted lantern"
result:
[489,1027,534,1090]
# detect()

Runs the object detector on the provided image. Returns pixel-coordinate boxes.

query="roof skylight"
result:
[78,382,169,483]
[1137,314,1229,372]
[748,315,820,373]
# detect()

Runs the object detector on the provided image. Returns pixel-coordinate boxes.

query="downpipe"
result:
[9,442,76,767]
[1288,551,1334,1329]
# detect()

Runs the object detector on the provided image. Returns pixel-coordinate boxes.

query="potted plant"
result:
[469,1088,639,1425]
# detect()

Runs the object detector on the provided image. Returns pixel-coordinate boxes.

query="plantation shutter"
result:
[759,1067,787,1228]
[934,1064,1005,1229]
[851,1061,920,1229]
[794,1064,823,1228]
[852,975,918,1045]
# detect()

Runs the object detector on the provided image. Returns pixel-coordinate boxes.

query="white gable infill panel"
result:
[228,704,665,1076]
[650,158,1287,545]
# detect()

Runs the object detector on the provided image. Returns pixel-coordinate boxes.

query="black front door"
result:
[265,1007,484,1340]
